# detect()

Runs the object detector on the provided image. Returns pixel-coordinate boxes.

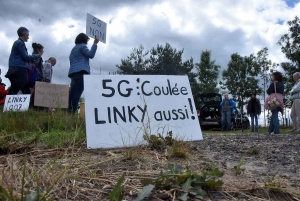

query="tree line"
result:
[115,16,300,112]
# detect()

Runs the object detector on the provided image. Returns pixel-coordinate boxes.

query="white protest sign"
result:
[3,95,31,112]
[84,75,202,148]
[34,82,69,108]
[86,13,107,44]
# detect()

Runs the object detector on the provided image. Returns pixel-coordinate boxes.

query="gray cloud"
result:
[0,0,296,88]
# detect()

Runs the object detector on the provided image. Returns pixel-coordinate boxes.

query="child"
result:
[0,79,8,105]
[43,57,56,83]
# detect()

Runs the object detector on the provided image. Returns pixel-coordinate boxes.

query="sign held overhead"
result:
[86,13,107,44]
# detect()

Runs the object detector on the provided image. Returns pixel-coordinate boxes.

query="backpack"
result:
[28,61,39,87]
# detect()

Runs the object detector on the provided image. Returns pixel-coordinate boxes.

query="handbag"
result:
[266,82,280,110]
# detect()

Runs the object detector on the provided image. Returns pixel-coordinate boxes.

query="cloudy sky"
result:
[0,0,300,87]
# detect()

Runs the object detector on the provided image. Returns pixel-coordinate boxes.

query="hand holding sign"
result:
[94,37,99,45]
[86,13,107,44]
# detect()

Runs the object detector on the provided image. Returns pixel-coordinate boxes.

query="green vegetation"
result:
[195,50,220,94]
[234,158,246,175]
[220,53,262,114]
[247,147,260,155]
[108,163,223,201]
[140,163,224,201]
[0,109,86,153]
[264,171,284,192]
[109,174,125,201]
[167,139,190,159]
[0,154,69,201]
[143,131,190,158]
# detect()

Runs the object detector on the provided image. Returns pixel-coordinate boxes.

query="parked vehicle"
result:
[196,93,250,130]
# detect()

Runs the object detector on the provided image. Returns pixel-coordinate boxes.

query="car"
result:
[195,93,250,130]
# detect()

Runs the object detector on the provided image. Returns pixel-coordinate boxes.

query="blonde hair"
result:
[48,57,56,62]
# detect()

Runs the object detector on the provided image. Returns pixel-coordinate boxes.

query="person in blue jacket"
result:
[68,33,99,113]
[220,94,236,131]
[5,27,41,95]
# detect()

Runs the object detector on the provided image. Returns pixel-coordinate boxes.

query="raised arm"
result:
[220,99,225,106]
[80,44,98,59]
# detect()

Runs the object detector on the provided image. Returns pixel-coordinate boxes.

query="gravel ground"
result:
[189,133,300,200]
[195,133,300,183]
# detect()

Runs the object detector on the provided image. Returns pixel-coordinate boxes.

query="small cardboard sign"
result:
[34,82,69,108]
[3,95,31,112]
[86,13,107,44]
[84,75,203,148]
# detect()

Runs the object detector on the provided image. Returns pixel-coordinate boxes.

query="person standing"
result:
[220,94,236,131]
[43,57,56,83]
[289,72,300,132]
[265,71,284,134]
[68,33,99,113]
[32,42,44,82]
[247,93,261,132]
[5,27,40,94]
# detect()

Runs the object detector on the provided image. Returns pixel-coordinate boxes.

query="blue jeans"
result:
[250,113,258,131]
[222,111,231,130]
[268,108,280,134]
[69,73,84,113]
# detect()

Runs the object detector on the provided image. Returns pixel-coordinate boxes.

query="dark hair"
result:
[75,33,89,44]
[17,27,29,37]
[272,71,283,82]
[32,43,44,52]
[251,92,256,96]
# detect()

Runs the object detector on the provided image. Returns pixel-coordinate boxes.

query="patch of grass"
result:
[203,163,219,172]
[234,158,245,175]
[264,171,286,192]
[143,131,173,149]
[140,163,224,200]
[0,109,86,152]
[167,139,190,159]
[143,131,190,158]
[247,147,260,155]
[124,146,144,160]
[0,154,69,201]
[109,174,125,201]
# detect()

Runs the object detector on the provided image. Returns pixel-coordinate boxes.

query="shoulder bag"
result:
[266,82,280,110]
